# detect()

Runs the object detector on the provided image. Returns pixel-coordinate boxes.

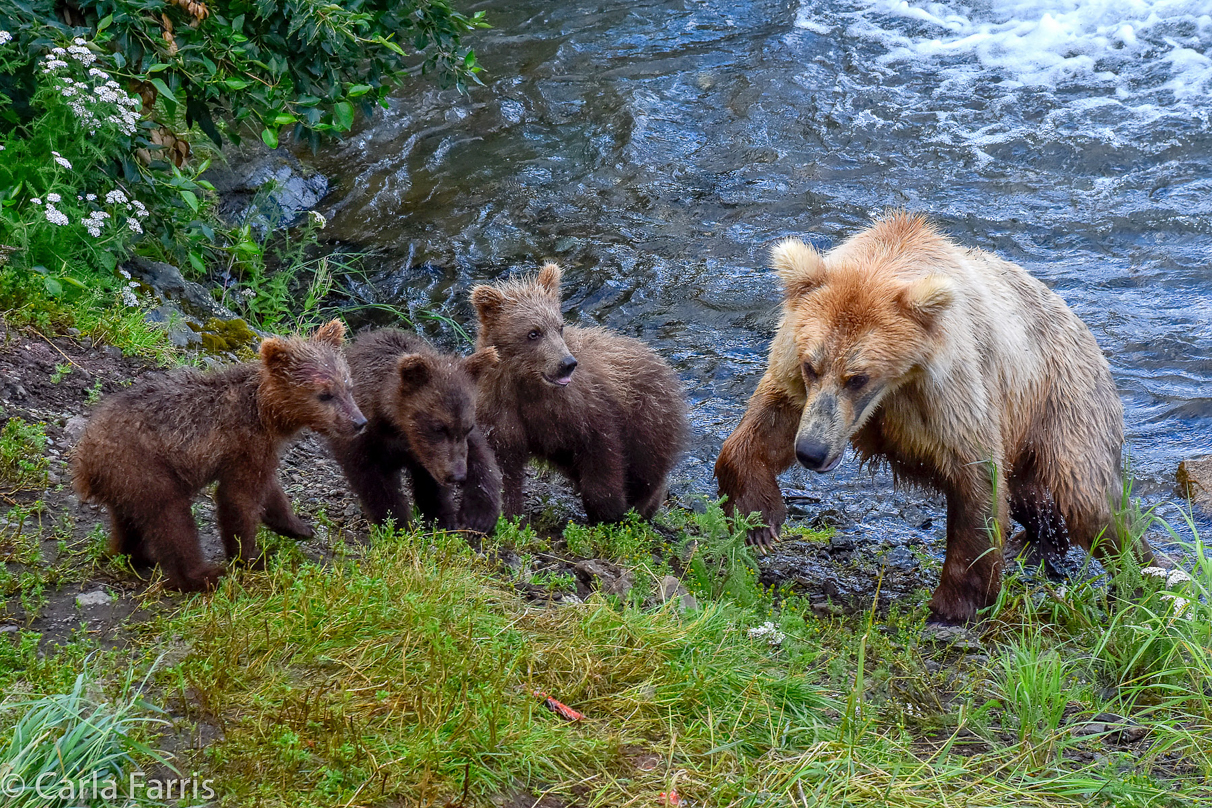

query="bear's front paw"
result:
[460,507,500,536]
[746,525,780,556]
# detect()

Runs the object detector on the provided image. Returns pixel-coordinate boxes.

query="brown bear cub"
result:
[71,320,366,591]
[327,328,502,534]
[715,213,1152,624]
[471,262,688,523]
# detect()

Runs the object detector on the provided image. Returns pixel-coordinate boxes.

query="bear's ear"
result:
[311,319,346,347]
[771,238,827,299]
[463,346,499,381]
[259,337,293,374]
[536,262,562,297]
[471,285,506,325]
[396,353,432,393]
[898,275,955,328]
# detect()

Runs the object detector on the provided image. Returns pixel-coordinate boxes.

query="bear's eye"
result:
[559,325,564,335]
[844,375,869,391]
[528,330,541,341]
[317,392,335,402]
[802,363,818,382]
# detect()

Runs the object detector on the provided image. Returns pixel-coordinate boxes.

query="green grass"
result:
[1,496,1210,806]
[0,418,47,493]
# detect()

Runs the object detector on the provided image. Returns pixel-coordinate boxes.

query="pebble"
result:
[76,590,114,608]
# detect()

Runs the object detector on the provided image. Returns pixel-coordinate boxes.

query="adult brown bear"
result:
[715,213,1152,623]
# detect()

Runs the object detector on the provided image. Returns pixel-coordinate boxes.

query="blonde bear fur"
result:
[715,212,1150,623]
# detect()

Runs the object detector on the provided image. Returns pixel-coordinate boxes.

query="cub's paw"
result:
[746,525,780,556]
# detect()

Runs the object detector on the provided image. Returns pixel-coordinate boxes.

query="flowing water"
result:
[313,0,1212,554]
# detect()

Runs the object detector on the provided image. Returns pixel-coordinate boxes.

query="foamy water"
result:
[800,0,1212,133]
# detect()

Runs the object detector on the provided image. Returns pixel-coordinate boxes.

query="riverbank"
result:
[1,325,1210,807]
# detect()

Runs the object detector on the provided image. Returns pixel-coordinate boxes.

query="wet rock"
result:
[810,506,854,531]
[900,505,932,530]
[1176,457,1212,515]
[920,623,982,652]
[205,142,329,231]
[829,533,855,552]
[885,545,919,571]
[1072,712,1147,744]
[573,558,634,599]
[76,589,114,608]
[659,575,698,614]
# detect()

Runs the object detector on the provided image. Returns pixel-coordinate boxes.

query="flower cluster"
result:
[41,39,141,136]
[118,269,139,307]
[0,30,13,47]
[1142,566,1196,618]
[747,621,786,648]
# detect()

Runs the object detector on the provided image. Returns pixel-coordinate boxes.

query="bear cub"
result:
[71,320,366,591]
[472,262,688,523]
[327,328,502,534]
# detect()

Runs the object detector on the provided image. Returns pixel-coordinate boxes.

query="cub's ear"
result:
[462,346,499,380]
[536,262,562,297]
[396,353,432,393]
[898,274,955,328]
[311,319,346,347]
[771,238,827,299]
[471,285,506,324]
[259,337,293,374]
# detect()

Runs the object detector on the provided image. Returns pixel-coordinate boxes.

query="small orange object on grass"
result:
[533,690,585,721]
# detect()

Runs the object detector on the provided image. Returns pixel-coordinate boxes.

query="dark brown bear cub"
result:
[71,320,366,591]
[471,262,689,522]
[327,328,502,534]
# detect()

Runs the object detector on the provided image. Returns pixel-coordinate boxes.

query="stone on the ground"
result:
[76,589,113,608]
[659,575,698,614]
[574,558,634,599]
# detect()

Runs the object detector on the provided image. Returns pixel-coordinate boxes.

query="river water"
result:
[313,0,1212,552]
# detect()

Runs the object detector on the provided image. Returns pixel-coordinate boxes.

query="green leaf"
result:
[223,78,251,90]
[348,84,373,98]
[180,190,199,212]
[149,78,177,104]
[188,252,205,275]
[146,63,171,73]
[43,277,63,298]
[96,14,114,32]
[273,113,296,125]
[261,127,279,149]
[99,252,117,272]
[333,101,354,132]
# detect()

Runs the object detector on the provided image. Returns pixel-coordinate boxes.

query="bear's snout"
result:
[544,355,578,387]
[795,438,837,472]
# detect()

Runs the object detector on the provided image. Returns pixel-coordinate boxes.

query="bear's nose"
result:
[451,464,467,483]
[352,413,368,433]
[795,439,831,471]
[558,355,578,376]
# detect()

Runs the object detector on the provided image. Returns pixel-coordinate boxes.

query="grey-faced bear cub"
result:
[328,328,502,534]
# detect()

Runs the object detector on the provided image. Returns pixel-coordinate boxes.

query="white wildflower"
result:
[1161,593,1190,617]
[86,193,97,202]
[41,58,68,72]
[1141,566,1168,580]
[0,31,13,46]
[121,287,138,307]
[44,205,69,226]
[105,190,128,205]
[240,288,256,299]
[126,218,143,235]
[88,68,108,78]
[46,192,61,203]
[1167,569,1192,587]
[308,210,327,229]
[51,151,72,169]
[131,200,148,218]
[51,47,66,55]
[747,621,786,648]
[31,198,42,205]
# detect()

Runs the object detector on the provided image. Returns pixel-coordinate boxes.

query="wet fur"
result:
[715,213,1150,623]
[71,321,365,591]
[472,263,689,523]
[328,328,502,533]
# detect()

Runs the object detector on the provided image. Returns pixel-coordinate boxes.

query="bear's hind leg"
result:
[107,506,151,566]
[1009,476,1071,575]
[138,497,221,591]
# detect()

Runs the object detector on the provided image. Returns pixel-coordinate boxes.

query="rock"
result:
[659,575,698,614]
[573,559,634,599]
[127,258,238,322]
[900,504,932,530]
[1177,457,1212,515]
[76,589,113,608]
[829,533,855,552]
[63,415,89,445]
[204,141,329,231]
[920,623,982,652]
[1072,713,1147,744]
[885,545,919,571]
[0,625,18,634]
